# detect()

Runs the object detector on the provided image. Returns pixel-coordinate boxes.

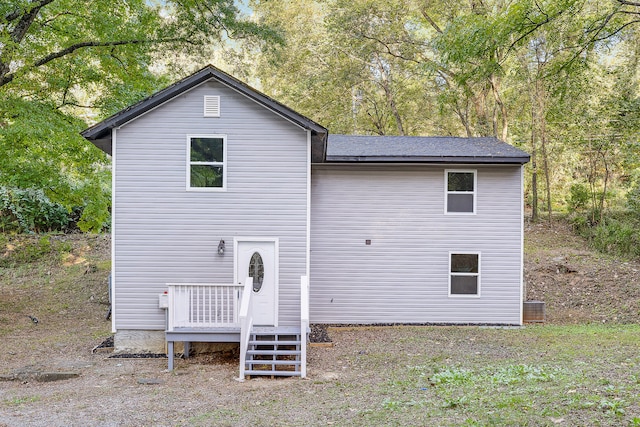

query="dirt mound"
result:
[525,220,640,324]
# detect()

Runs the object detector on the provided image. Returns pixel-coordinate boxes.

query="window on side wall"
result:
[449,253,480,296]
[445,170,476,214]
[187,135,226,190]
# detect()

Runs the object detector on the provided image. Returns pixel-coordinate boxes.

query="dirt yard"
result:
[0,223,639,426]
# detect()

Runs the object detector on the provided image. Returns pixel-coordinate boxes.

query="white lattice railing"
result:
[167,283,243,330]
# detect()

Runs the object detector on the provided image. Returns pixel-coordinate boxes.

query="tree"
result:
[0,0,278,231]
[247,0,639,226]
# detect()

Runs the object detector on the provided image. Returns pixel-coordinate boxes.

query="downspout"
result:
[520,164,524,326]
[111,128,117,333]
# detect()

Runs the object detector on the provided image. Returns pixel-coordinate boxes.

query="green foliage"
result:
[0,1,277,233]
[592,219,640,258]
[491,364,556,384]
[572,213,640,259]
[430,367,473,385]
[248,0,640,225]
[627,182,640,215]
[568,183,591,212]
[0,187,69,233]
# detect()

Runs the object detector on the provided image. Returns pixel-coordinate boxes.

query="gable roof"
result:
[324,134,530,164]
[81,65,328,157]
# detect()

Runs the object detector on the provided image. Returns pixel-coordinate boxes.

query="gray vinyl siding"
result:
[113,80,308,330]
[310,164,523,325]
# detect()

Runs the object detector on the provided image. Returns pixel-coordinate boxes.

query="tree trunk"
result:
[490,74,509,141]
[374,55,405,135]
[540,113,552,222]
[531,105,539,222]
[382,80,405,135]
[598,149,610,224]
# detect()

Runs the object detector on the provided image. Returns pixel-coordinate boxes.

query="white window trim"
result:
[186,134,227,191]
[444,169,477,215]
[448,251,481,298]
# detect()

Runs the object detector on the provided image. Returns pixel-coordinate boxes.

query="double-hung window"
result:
[445,170,476,214]
[449,253,480,296]
[187,135,226,190]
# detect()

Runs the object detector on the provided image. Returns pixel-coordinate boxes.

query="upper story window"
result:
[449,252,480,297]
[187,135,226,190]
[445,170,476,214]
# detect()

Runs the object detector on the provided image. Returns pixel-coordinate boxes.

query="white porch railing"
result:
[166,283,243,330]
[238,277,254,381]
[300,275,309,379]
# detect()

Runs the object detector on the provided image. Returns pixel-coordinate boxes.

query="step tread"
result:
[249,340,300,346]
[247,350,302,356]
[246,360,301,366]
[244,370,301,377]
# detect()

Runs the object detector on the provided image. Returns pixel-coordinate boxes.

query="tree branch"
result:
[0,37,188,88]
[356,32,422,64]
[33,40,141,67]
[10,0,56,43]
[5,0,54,22]
[558,18,640,74]
[421,9,443,34]
[34,36,194,68]
[57,101,96,109]
[1,0,56,83]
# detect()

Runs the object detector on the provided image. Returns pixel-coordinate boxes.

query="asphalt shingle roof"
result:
[325,135,530,164]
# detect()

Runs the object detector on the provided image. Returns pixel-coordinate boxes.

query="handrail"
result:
[300,275,309,378]
[238,277,254,381]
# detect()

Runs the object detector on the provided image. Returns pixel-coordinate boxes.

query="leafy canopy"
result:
[0,0,278,231]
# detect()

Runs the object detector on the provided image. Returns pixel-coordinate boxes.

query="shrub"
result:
[627,182,640,216]
[573,212,640,259]
[568,183,590,212]
[0,187,69,233]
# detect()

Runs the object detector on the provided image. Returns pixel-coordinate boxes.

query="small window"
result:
[187,135,226,190]
[449,253,480,296]
[249,252,264,292]
[445,170,476,214]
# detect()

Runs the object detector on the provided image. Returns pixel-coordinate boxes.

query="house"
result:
[82,65,530,378]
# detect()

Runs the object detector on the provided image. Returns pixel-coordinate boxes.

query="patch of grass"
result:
[0,235,72,267]
[314,325,640,426]
[4,395,41,406]
[430,367,473,385]
[491,364,557,384]
[187,408,241,425]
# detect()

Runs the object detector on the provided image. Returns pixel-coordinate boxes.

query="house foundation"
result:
[114,330,166,354]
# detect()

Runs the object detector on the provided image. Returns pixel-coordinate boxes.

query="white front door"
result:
[236,239,277,326]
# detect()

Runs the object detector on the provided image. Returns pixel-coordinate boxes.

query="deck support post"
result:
[167,341,174,371]
[183,342,190,358]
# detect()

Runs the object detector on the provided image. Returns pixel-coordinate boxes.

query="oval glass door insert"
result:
[249,252,264,292]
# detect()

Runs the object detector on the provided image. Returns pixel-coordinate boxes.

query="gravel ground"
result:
[1,225,639,426]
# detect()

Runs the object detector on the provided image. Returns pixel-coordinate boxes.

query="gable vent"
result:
[204,95,220,117]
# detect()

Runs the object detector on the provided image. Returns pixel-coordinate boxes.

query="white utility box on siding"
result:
[158,292,169,309]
